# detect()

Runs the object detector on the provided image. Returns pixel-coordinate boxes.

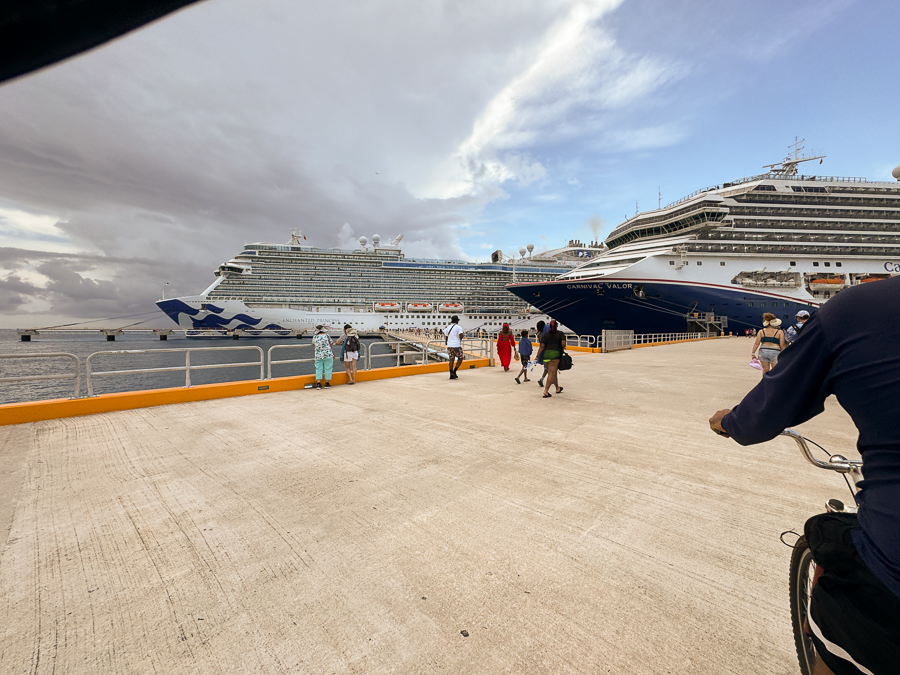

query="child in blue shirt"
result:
[514,329,534,384]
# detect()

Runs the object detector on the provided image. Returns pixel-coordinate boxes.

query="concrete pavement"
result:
[0,338,859,674]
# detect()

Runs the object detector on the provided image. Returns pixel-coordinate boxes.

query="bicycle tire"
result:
[789,536,820,675]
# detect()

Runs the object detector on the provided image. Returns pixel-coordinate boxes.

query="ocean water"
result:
[0,330,410,405]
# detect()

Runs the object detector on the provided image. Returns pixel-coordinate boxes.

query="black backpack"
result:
[346,334,360,352]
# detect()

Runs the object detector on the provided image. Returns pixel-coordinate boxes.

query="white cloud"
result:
[442,0,686,197]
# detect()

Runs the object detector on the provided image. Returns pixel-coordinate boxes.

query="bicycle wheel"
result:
[789,535,820,675]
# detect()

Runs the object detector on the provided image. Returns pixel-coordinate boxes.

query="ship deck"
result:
[0,338,858,674]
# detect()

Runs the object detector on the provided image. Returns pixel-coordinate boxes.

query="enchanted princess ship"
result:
[157,231,601,336]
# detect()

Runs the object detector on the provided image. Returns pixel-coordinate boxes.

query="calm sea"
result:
[0,330,398,406]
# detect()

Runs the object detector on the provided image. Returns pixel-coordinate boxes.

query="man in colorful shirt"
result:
[312,325,334,389]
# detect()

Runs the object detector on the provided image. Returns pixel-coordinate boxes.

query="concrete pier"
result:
[0,338,858,674]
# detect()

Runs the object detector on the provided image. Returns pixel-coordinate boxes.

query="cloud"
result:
[0,0,691,327]
[448,0,686,194]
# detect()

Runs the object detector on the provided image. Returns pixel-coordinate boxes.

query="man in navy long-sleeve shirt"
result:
[709,276,900,675]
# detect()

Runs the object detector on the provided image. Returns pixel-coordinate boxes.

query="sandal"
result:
[542,393,552,398]
[556,387,564,394]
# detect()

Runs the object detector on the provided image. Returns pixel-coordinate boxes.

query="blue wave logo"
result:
[157,299,286,330]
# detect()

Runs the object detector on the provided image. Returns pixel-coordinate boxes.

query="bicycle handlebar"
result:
[779,429,863,475]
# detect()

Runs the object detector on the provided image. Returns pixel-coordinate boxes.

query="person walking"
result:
[534,320,550,387]
[496,323,516,371]
[785,309,811,344]
[312,325,334,389]
[444,315,464,379]
[514,328,533,384]
[535,320,566,398]
[337,324,361,384]
[751,313,786,373]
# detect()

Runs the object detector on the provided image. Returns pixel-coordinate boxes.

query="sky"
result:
[1,0,898,329]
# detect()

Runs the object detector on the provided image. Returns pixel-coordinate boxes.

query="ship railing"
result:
[85,346,265,397]
[0,352,82,398]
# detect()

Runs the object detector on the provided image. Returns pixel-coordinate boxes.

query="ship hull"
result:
[157,297,552,335]
[506,276,819,336]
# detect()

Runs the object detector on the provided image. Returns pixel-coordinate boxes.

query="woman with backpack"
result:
[535,320,566,398]
[339,324,361,384]
[751,312,787,373]
[496,323,517,371]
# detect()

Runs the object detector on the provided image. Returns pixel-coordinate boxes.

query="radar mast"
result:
[762,137,825,176]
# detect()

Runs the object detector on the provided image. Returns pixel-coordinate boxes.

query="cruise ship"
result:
[157,232,601,335]
[507,149,900,336]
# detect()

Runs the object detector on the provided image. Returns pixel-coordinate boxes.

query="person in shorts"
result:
[443,315,464,379]
[338,324,361,384]
[312,325,334,389]
[751,312,786,373]
[514,329,533,384]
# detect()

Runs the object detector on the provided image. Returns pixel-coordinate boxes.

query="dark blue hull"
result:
[506,277,818,335]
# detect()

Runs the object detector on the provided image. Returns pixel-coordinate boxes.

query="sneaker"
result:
[316,383,322,390]
[324,382,331,388]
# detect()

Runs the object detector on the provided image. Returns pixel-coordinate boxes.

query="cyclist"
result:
[709,276,900,675]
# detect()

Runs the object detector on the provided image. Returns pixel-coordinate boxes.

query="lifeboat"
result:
[374,302,401,312]
[858,274,891,284]
[808,276,846,292]
[438,302,464,313]
[407,302,433,312]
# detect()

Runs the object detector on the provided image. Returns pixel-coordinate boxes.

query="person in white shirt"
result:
[443,315,464,379]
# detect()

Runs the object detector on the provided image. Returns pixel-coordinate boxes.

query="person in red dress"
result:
[496,323,517,371]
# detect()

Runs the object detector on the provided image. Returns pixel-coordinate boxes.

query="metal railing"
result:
[85,346,265,396]
[0,337,492,404]
[569,335,597,348]
[0,352,82,398]
[268,342,375,378]
[632,332,715,345]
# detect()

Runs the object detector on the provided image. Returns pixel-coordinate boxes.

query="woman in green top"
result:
[752,312,787,373]
[535,320,566,398]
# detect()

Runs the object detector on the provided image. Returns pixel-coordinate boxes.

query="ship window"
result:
[836,262,842,267]
[824,262,831,267]
[748,302,754,307]
[696,261,702,266]
[720,262,725,266]
[813,262,820,267]
[669,260,675,265]
[790,261,797,266]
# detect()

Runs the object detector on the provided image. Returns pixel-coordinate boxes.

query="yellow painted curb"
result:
[0,358,489,427]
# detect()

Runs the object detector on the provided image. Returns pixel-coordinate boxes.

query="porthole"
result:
[813,262,820,267]
[790,261,797,266]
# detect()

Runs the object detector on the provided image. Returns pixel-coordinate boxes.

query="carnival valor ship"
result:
[157,231,600,336]
[507,147,900,336]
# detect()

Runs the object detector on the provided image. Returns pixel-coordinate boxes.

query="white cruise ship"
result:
[157,232,602,335]
[507,149,900,336]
